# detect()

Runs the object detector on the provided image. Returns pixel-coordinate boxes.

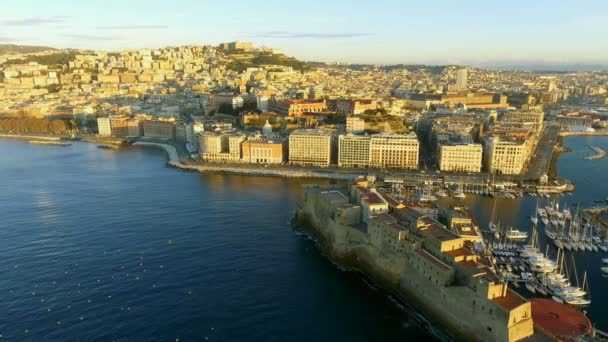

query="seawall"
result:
[0,133,61,141]
[132,141,362,180]
[559,130,608,137]
[294,198,476,342]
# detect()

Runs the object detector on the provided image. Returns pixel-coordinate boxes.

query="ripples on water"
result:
[0,141,440,341]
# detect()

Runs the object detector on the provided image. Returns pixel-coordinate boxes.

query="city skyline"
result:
[1,0,608,68]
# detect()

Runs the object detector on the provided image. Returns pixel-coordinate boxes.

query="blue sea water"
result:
[0,140,440,341]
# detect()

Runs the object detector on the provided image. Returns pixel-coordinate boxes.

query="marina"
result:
[383,136,608,335]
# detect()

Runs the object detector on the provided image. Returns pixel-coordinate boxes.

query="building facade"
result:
[143,120,176,140]
[268,99,327,117]
[369,133,419,169]
[199,132,245,162]
[483,137,529,175]
[346,116,365,134]
[438,143,483,173]
[97,117,112,136]
[288,129,332,167]
[241,137,286,164]
[338,134,371,168]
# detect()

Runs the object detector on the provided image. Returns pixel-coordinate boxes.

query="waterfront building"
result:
[199,131,246,162]
[288,128,333,167]
[241,135,286,164]
[142,120,176,140]
[438,142,483,173]
[127,119,143,137]
[346,116,365,134]
[483,137,529,175]
[338,134,370,168]
[109,117,129,138]
[176,123,195,144]
[369,133,419,169]
[97,117,112,136]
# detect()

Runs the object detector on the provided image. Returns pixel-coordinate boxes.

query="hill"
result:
[0,44,56,54]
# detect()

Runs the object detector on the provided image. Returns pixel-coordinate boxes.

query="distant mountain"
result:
[0,44,56,54]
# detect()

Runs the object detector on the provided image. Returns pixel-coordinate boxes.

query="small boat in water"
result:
[505,228,528,241]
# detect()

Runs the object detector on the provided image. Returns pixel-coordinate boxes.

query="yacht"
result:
[453,189,466,199]
[435,189,448,198]
[505,228,528,241]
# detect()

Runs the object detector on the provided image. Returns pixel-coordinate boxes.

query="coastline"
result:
[559,130,608,137]
[132,141,362,180]
[0,133,61,141]
[293,218,457,341]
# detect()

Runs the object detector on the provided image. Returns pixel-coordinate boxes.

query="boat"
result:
[602,258,608,264]
[534,284,548,296]
[541,217,549,225]
[562,241,572,251]
[453,190,466,199]
[531,215,538,225]
[505,228,528,241]
[602,267,608,273]
[553,239,563,249]
[435,189,448,198]
[563,296,591,306]
[525,283,536,293]
[552,296,564,303]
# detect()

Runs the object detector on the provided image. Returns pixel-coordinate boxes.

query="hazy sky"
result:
[1,0,607,66]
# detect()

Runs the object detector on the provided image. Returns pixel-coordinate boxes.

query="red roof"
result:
[530,298,592,339]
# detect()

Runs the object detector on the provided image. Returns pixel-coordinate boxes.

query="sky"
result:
[1,0,607,66]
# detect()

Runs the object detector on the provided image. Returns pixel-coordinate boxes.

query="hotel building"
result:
[369,133,419,169]
[438,142,483,173]
[338,134,371,168]
[288,128,333,167]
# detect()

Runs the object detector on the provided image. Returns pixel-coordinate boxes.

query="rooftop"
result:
[491,289,527,310]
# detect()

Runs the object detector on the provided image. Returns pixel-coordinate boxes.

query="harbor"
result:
[378,135,608,336]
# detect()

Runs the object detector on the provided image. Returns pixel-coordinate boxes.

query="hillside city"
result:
[1,42,608,178]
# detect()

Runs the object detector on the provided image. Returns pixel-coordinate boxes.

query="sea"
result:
[0,136,606,341]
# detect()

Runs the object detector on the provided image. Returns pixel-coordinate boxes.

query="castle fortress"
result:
[296,181,535,342]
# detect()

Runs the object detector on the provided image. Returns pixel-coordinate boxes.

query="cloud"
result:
[62,33,121,41]
[0,36,16,42]
[253,31,373,39]
[0,15,69,26]
[98,25,168,30]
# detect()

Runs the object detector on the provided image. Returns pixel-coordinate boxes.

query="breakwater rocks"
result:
[28,140,71,146]
[585,146,606,161]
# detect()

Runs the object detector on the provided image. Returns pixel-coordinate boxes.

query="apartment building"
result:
[288,128,333,167]
[483,137,530,175]
[199,132,246,162]
[338,134,370,168]
[346,116,365,134]
[97,117,112,136]
[369,133,419,169]
[438,143,483,173]
[143,120,176,140]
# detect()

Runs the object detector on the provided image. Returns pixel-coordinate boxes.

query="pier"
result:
[584,146,606,161]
